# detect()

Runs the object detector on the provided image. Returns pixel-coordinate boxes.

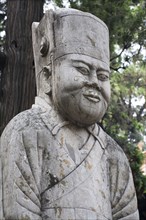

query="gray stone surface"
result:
[0,8,139,220]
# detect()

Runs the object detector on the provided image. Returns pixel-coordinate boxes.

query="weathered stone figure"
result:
[0,8,139,220]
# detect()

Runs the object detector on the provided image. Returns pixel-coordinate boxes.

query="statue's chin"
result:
[69,120,97,128]
[58,109,105,127]
[65,105,106,127]
[70,116,103,127]
[52,93,107,127]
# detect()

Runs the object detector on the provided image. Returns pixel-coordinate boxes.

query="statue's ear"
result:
[42,65,52,95]
[32,22,40,75]
[32,10,54,78]
[32,22,50,95]
[32,10,55,95]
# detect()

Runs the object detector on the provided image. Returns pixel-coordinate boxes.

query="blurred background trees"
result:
[0,0,146,218]
[0,0,44,134]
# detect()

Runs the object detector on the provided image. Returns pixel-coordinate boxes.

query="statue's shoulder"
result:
[1,106,44,140]
[99,126,129,163]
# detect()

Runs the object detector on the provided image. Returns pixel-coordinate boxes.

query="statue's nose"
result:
[90,71,101,91]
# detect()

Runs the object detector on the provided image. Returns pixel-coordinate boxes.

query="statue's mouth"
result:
[83,90,101,103]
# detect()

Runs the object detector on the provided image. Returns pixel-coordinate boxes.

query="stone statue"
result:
[0,8,139,220]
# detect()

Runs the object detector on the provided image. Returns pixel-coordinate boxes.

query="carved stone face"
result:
[52,54,111,126]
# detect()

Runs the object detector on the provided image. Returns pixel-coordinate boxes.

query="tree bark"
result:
[0,0,44,135]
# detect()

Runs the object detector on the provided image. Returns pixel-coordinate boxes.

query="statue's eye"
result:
[97,73,109,81]
[77,67,90,75]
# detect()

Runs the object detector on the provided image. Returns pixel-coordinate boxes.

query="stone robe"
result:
[0,97,139,220]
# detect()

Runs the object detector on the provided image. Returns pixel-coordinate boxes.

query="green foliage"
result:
[125,144,146,197]
[0,0,6,48]
[54,0,64,7]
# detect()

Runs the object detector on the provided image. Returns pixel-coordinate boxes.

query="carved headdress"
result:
[32,8,110,90]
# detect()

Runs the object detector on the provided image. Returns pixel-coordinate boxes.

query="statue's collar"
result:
[32,96,70,135]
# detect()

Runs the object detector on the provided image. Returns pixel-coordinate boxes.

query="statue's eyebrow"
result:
[71,59,110,73]
[71,59,92,68]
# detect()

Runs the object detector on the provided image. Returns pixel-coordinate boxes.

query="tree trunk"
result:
[0,0,44,135]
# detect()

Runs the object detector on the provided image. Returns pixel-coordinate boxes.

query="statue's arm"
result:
[111,163,139,220]
[1,127,42,220]
[107,136,139,220]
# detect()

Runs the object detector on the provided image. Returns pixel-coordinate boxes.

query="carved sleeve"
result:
[106,135,139,220]
[1,127,42,220]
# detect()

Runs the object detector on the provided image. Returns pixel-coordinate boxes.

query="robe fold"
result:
[0,97,139,220]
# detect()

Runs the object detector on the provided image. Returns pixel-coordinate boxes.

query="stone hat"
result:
[32,8,110,77]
